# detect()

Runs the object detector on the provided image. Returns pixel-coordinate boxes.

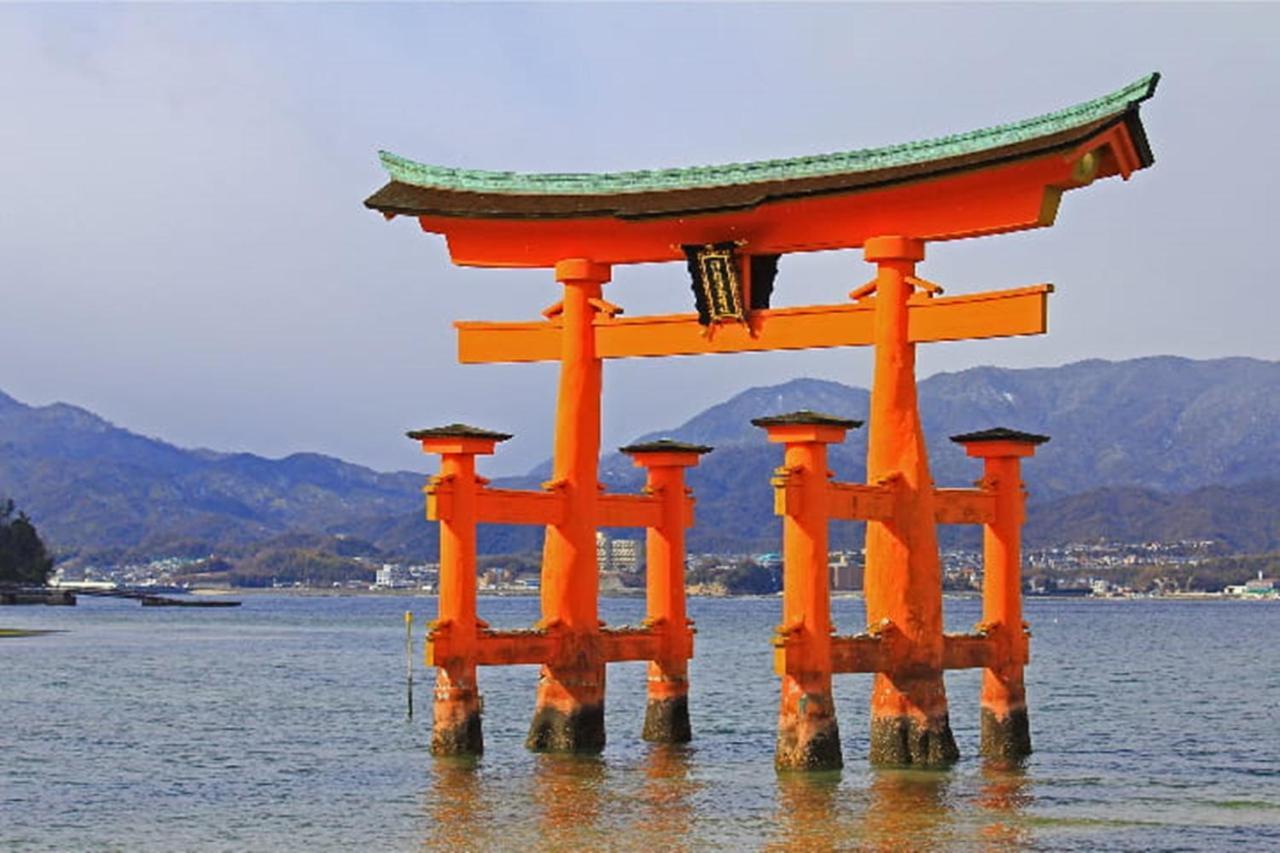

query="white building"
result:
[374,563,413,589]
[596,532,640,572]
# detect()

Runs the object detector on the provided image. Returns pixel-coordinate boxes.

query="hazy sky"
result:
[2,3,1277,475]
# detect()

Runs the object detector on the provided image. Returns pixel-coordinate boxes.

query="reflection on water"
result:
[772,771,848,851]
[534,753,607,845]
[637,746,698,848]
[424,757,492,851]
[860,768,956,850]
[977,760,1035,848]
[422,751,1040,852]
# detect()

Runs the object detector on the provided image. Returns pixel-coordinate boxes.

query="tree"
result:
[0,500,54,587]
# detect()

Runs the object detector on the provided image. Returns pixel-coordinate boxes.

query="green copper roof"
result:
[378,74,1158,196]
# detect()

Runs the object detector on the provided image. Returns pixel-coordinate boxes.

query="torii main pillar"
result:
[527,259,612,752]
[862,236,959,765]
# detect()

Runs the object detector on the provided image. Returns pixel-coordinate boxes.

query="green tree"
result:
[0,500,54,587]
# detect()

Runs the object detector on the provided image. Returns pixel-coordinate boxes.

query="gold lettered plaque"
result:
[683,242,746,325]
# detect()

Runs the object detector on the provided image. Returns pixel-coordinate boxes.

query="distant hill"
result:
[1,355,1277,560]
[593,355,1280,499]
[1023,479,1280,553]
[0,388,421,555]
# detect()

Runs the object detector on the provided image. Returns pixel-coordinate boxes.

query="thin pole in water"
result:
[404,610,414,720]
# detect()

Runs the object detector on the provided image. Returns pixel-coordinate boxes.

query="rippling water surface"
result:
[3,594,1278,850]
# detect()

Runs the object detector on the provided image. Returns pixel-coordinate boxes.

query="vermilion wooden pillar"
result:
[862,237,959,767]
[755,411,859,770]
[410,425,511,756]
[953,428,1048,761]
[528,259,613,753]
[622,440,711,743]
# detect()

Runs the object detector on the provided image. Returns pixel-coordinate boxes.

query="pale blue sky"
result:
[2,3,1277,474]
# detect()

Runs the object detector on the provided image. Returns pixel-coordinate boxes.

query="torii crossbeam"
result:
[367,73,1159,767]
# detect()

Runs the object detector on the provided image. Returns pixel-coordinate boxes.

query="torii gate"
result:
[367,74,1159,767]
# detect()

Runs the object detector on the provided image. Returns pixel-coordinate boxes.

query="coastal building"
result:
[596,532,640,573]
[1242,573,1278,597]
[828,551,861,591]
[375,562,439,590]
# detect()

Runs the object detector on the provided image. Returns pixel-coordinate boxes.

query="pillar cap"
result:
[949,427,1049,446]
[752,410,860,445]
[751,410,863,430]
[554,258,611,284]
[951,426,1048,459]
[619,439,713,455]
[407,424,513,442]
[863,235,925,262]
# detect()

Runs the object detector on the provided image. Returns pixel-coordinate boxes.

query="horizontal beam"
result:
[600,627,666,662]
[457,285,1051,364]
[430,485,691,529]
[933,488,997,525]
[941,633,998,670]
[427,626,691,668]
[597,493,664,529]
[827,632,1004,673]
[475,488,564,526]
[831,634,887,673]
[474,630,558,667]
[772,480,1000,525]
[827,482,895,522]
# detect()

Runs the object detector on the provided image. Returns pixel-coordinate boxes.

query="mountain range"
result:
[1,355,1277,562]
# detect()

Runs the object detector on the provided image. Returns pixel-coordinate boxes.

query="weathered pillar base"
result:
[869,672,958,767]
[980,667,1031,761]
[642,695,691,744]
[869,714,959,767]
[431,672,483,757]
[776,690,843,771]
[527,662,606,754]
[527,703,605,753]
[642,665,691,743]
[980,707,1031,761]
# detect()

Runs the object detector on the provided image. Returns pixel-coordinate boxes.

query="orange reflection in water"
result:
[533,752,608,841]
[859,769,956,851]
[771,770,850,851]
[636,745,699,849]
[424,756,493,851]
[976,759,1034,848]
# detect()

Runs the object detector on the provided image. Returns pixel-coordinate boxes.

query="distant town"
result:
[50,532,1280,601]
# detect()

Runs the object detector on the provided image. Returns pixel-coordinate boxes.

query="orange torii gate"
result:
[368,74,1159,766]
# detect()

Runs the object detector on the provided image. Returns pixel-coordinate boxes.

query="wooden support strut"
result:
[755,411,861,771]
[622,441,710,743]
[408,426,510,757]
[414,429,706,755]
[953,429,1048,761]
[759,414,1045,767]
[421,441,707,704]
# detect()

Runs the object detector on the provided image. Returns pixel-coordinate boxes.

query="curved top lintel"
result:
[367,74,1157,209]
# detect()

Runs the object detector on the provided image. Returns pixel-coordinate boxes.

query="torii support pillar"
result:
[408,424,512,756]
[413,424,707,755]
[528,259,613,753]
[863,236,959,767]
[754,411,862,770]
[952,428,1049,762]
[622,440,712,743]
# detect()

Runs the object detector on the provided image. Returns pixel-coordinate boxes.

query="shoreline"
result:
[173,587,1275,603]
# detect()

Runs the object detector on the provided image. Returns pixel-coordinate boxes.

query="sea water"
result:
[3,594,1278,850]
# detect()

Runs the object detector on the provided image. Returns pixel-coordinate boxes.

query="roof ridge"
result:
[377,73,1159,197]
